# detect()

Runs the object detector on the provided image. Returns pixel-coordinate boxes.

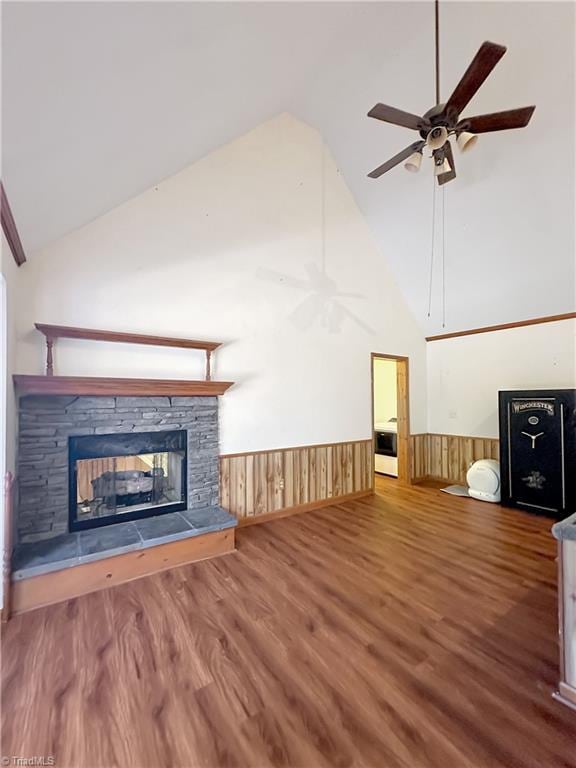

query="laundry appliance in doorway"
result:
[374,419,398,477]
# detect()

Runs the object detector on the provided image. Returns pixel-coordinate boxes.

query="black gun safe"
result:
[499,390,576,518]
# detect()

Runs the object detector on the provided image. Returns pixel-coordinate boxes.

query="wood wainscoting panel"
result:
[410,433,499,485]
[220,440,373,523]
[410,434,429,482]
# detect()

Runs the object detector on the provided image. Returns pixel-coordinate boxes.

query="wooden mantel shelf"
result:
[33,323,225,381]
[13,375,234,397]
[34,324,222,352]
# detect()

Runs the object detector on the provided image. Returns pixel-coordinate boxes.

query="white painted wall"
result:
[373,358,397,425]
[15,115,427,453]
[3,2,573,335]
[427,320,576,438]
[1,232,23,608]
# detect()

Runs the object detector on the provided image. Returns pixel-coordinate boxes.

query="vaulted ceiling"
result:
[2,1,574,333]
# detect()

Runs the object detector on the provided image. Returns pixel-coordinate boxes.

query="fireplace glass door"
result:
[69,430,187,530]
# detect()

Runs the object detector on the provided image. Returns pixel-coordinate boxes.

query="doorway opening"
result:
[371,354,410,484]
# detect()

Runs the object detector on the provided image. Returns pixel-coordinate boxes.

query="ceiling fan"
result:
[367,1,535,184]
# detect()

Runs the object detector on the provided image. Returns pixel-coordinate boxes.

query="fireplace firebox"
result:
[68,430,188,531]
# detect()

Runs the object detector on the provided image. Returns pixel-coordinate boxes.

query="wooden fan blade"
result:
[367,103,430,131]
[437,141,456,186]
[367,141,425,179]
[443,42,507,120]
[458,106,535,134]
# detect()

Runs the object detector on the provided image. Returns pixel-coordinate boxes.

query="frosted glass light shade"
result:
[404,151,422,173]
[427,126,448,150]
[457,131,478,152]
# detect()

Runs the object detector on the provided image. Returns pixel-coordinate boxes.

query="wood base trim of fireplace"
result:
[13,375,234,397]
[11,528,235,615]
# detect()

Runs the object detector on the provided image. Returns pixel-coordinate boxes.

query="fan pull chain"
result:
[442,183,446,327]
[427,175,437,318]
[321,141,326,276]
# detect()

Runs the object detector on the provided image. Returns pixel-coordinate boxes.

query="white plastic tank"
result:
[466,459,501,503]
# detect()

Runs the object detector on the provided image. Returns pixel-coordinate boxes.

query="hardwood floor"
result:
[2,478,576,767]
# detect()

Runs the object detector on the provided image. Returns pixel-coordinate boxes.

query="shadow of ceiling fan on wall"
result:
[366,0,535,184]
[257,263,376,335]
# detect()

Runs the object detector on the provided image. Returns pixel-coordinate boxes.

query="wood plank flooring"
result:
[2,477,576,768]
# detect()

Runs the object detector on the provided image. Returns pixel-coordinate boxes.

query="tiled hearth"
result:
[13,507,236,580]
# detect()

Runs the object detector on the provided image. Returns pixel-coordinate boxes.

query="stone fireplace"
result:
[17,395,219,543]
[11,325,236,612]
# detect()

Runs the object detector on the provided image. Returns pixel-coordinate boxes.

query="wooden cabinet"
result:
[552,522,576,711]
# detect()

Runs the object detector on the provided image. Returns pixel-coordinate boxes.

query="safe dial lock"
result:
[521,431,544,449]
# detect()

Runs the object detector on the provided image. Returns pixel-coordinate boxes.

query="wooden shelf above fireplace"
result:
[34,324,222,352]
[32,323,225,381]
[13,375,234,397]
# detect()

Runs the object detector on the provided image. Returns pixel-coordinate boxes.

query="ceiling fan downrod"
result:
[435,0,440,106]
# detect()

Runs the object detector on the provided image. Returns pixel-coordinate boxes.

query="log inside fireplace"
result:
[68,430,187,531]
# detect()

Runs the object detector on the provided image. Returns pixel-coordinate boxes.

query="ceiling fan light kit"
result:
[456,130,478,153]
[404,150,423,173]
[366,2,535,184]
[426,125,449,151]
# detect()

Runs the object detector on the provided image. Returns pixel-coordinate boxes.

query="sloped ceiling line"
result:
[2,2,574,333]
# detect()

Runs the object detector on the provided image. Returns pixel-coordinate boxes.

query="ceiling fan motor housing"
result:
[420,103,457,140]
